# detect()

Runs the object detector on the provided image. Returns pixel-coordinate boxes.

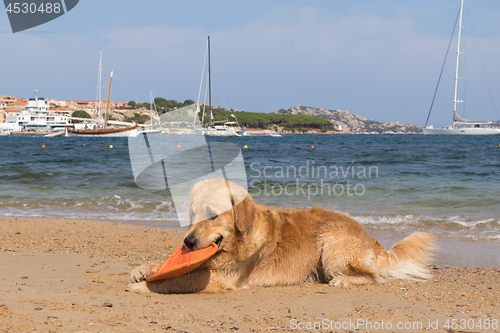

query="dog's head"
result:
[184,178,257,253]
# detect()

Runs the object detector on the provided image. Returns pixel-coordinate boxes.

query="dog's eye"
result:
[205,208,218,220]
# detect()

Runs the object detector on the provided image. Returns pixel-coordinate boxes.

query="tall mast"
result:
[97,48,103,120]
[196,38,209,126]
[104,70,113,129]
[208,36,212,126]
[150,90,154,126]
[453,0,465,126]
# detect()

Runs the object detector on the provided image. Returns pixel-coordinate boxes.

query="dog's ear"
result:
[234,194,257,232]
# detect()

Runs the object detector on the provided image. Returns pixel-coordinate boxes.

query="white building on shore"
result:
[0,91,72,131]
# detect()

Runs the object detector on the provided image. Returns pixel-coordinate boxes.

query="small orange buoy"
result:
[311,145,314,148]
[177,145,181,148]
[42,145,46,148]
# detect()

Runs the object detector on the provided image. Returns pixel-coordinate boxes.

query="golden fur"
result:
[126,178,437,293]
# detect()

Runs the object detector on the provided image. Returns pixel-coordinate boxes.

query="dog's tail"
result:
[376,232,438,281]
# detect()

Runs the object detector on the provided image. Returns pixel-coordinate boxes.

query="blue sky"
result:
[2,0,500,126]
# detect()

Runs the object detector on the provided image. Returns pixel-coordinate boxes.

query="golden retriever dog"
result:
[126,178,437,294]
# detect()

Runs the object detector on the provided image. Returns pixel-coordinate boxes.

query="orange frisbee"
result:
[146,242,218,282]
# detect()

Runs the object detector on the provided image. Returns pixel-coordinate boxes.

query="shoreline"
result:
[2,214,499,268]
[5,131,425,136]
[1,217,499,332]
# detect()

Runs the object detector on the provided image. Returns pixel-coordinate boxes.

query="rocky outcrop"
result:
[274,105,422,134]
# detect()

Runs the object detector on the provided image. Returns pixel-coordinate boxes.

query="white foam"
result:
[448,217,494,227]
[155,201,172,210]
[344,212,499,240]
[125,203,144,211]
[346,213,429,226]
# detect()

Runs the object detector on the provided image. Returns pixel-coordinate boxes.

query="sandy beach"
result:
[0,217,498,333]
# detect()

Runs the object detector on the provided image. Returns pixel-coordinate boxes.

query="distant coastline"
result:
[1,94,422,134]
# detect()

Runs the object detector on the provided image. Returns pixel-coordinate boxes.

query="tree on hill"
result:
[70,110,91,123]
[196,108,336,131]
[235,112,335,131]
[154,98,180,113]
[125,113,150,124]
[140,98,195,113]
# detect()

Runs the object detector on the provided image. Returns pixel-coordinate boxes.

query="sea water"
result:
[0,134,499,267]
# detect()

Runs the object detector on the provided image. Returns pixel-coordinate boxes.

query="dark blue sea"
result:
[1,134,499,267]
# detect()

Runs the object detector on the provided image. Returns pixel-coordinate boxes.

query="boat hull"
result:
[423,127,500,135]
[66,125,139,137]
[44,131,65,137]
[203,130,241,137]
[139,129,162,135]
[198,127,242,137]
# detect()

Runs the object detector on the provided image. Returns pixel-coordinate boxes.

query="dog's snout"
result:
[184,234,198,250]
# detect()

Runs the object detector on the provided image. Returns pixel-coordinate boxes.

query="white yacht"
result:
[0,90,71,132]
[202,121,243,137]
[138,90,162,135]
[195,36,244,137]
[423,0,500,135]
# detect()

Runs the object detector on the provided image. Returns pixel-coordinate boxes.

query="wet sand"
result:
[1,217,499,332]
[367,229,500,269]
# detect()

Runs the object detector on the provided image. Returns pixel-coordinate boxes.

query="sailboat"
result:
[138,90,162,135]
[196,36,243,137]
[423,0,500,135]
[66,69,139,137]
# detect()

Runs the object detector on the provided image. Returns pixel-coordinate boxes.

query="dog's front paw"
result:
[125,281,150,293]
[329,277,350,287]
[130,263,159,283]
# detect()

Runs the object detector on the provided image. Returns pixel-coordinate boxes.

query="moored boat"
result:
[196,36,243,137]
[423,0,500,135]
[66,70,139,137]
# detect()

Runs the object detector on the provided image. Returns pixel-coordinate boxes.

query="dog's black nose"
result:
[184,235,198,250]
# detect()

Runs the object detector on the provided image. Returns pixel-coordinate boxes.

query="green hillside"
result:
[199,108,336,132]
